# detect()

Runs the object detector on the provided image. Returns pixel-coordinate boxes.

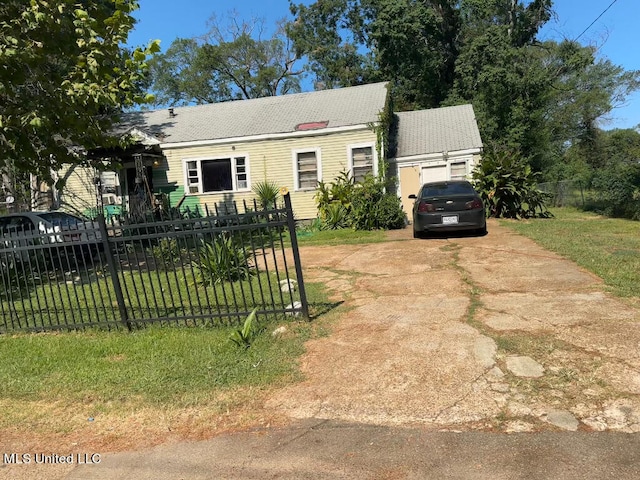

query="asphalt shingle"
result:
[395,105,483,158]
[120,82,389,144]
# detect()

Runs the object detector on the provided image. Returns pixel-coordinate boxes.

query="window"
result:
[450,161,467,180]
[183,156,250,194]
[235,157,248,190]
[202,159,232,192]
[293,149,321,190]
[349,145,375,182]
[186,161,199,193]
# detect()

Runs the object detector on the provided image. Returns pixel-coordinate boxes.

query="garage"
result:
[391,105,483,222]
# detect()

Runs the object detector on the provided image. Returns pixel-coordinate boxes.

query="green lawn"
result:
[0,225,382,422]
[501,207,640,298]
[295,228,388,246]
[0,281,331,415]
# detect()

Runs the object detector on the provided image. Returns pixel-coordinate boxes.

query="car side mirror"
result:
[408,194,417,199]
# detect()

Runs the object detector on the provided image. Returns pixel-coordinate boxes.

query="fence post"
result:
[96,215,132,331]
[282,192,309,320]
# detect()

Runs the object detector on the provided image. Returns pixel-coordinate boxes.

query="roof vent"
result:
[168,108,176,118]
[295,121,329,131]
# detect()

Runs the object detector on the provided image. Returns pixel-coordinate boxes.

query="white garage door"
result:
[421,164,448,183]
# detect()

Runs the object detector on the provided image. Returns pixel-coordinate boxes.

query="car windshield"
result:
[421,182,476,197]
[37,212,84,226]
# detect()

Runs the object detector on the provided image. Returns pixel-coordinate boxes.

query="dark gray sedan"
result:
[409,181,486,238]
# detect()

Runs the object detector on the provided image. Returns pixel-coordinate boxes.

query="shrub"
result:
[590,162,640,220]
[315,170,405,230]
[148,238,188,271]
[472,147,552,219]
[192,236,255,286]
[320,202,350,230]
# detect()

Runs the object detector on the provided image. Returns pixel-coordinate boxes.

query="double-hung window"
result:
[449,161,467,180]
[293,149,321,190]
[349,144,375,182]
[184,156,250,194]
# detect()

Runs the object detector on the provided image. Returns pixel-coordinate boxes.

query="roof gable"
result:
[395,105,483,158]
[120,82,389,145]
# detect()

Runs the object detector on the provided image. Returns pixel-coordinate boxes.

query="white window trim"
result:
[182,154,251,195]
[346,142,377,181]
[292,147,322,191]
[447,156,472,180]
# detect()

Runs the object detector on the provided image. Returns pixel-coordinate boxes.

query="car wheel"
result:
[413,228,420,239]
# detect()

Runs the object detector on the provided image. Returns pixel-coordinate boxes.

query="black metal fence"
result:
[0,193,308,333]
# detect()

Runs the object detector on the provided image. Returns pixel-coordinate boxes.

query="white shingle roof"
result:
[120,82,389,144]
[395,105,483,158]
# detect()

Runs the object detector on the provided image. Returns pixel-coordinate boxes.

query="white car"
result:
[0,211,101,259]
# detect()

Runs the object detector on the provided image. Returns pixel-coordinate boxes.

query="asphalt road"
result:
[64,419,640,479]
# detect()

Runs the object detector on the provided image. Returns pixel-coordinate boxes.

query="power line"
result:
[575,0,619,41]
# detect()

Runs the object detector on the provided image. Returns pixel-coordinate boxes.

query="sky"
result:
[127,0,640,130]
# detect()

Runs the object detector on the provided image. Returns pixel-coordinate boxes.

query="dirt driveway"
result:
[267,219,640,432]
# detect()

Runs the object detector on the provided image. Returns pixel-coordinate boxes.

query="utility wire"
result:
[575,0,619,41]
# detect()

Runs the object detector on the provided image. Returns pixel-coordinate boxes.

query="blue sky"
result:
[128,0,640,130]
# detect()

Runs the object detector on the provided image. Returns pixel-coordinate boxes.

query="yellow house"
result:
[59,82,390,220]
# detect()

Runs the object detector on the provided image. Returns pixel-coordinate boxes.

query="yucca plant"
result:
[253,181,280,210]
[192,236,255,286]
[320,202,350,230]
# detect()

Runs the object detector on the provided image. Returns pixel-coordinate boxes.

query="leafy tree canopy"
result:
[148,13,303,105]
[0,0,159,182]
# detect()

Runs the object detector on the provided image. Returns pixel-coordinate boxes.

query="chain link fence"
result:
[537,179,586,208]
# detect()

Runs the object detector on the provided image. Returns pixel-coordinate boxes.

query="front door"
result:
[399,165,421,222]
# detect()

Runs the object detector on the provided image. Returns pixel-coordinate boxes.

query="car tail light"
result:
[465,198,483,210]
[417,201,435,212]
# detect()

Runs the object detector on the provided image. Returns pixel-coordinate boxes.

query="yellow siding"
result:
[58,164,99,216]
[159,128,378,220]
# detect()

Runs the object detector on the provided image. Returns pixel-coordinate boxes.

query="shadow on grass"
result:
[309,300,344,320]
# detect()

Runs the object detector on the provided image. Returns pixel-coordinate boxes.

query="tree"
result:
[0,0,159,183]
[149,13,303,105]
[445,1,554,169]
[288,0,460,108]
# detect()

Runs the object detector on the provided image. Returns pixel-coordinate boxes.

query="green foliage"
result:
[315,170,405,230]
[229,308,261,349]
[252,181,280,210]
[149,14,302,105]
[472,147,552,219]
[149,238,188,271]
[320,202,350,230]
[0,0,160,180]
[349,175,406,230]
[193,236,255,286]
[590,163,640,220]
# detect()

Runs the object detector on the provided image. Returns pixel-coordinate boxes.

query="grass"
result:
[0,281,333,418]
[1,249,305,332]
[294,228,388,246]
[500,207,640,298]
